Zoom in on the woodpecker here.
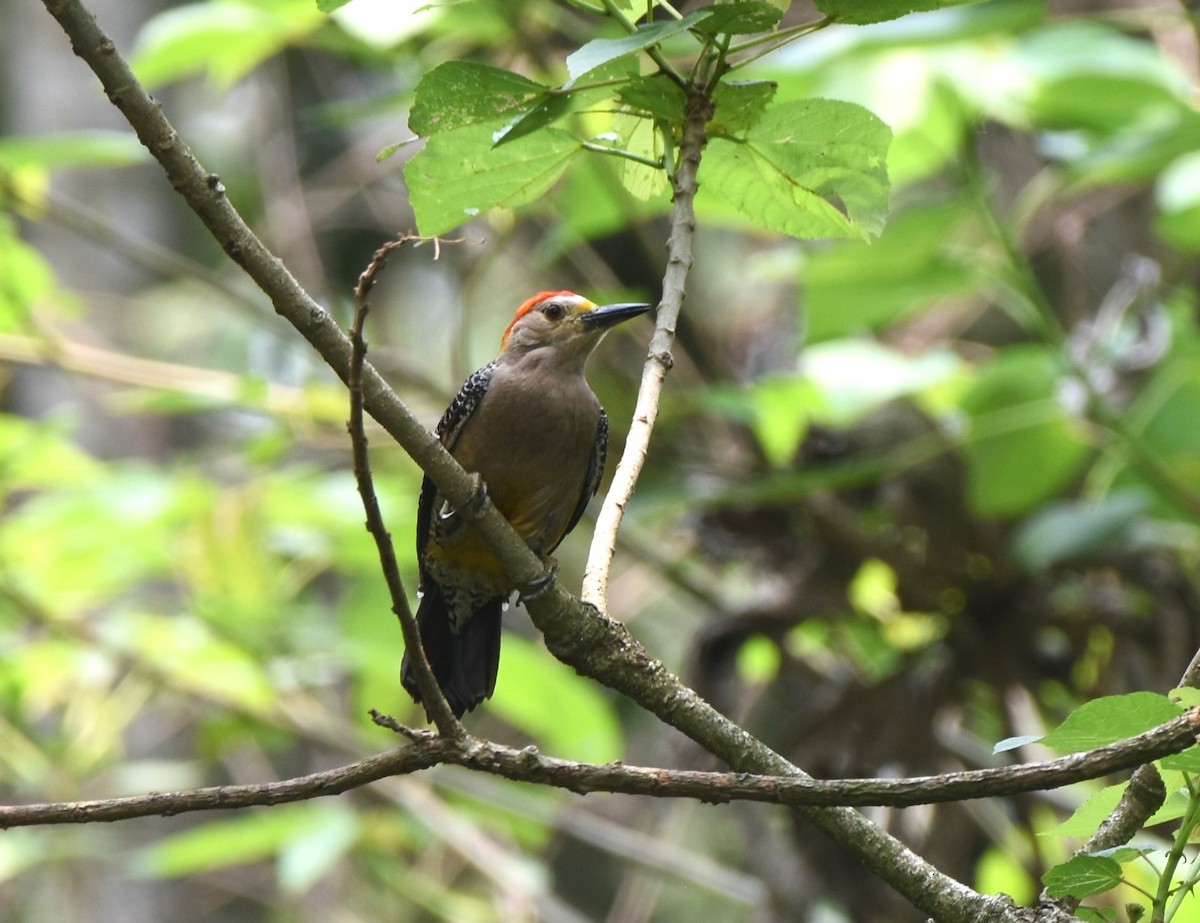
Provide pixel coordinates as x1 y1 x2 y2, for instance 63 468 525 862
401 291 650 718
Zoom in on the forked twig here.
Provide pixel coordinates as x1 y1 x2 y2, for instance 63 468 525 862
348 233 463 737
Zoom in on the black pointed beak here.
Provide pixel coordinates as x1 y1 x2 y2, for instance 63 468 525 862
581 301 652 330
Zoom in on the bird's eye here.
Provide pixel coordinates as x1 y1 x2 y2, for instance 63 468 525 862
543 303 565 320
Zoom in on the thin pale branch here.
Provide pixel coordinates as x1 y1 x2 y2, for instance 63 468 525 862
582 89 709 609
4 708 1195 829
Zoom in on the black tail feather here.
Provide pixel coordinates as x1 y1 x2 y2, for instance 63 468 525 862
400 584 503 719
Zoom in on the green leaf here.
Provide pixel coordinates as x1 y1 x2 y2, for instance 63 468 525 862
815 0 983 25
694 1 783 34
278 808 360 895
108 612 277 713
1041 692 1183 754
1042 855 1122 899
1075 909 1118 923
1012 491 1149 572
618 75 687 123
1041 783 1125 837
409 61 547 136
993 734 1043 754
704 99 891 240
404 124 580 236
1155 151 1200 251
130 0 324 88
1120 355 1200 513
566 12 710 83
490 635 623 763
737 635 781 682
1017 23 1189 133
711 80 778 135
804 200 982 341
0 225 57 332
492 93 575 147
958 346 1090 517
0 132 147 170
803 340 964 424
0 416 103 492
315 0 350 10
610 113 669 199
138 804 353 878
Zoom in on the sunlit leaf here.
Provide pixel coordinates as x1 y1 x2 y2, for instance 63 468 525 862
108 612 277 713
1040 692 1183 754
138 804 354 878
490 634 623 763
704 99 891 240
409 61 547 136
959 347 1090 517
710 80 777 135
1040 783 1125 838
695 1 783 34
130 0 324 87
610 112 668 200
618 75 687 123
1042 855 1122 899
566 12 710 83
804 200 983 341
815 0 984 25
405 124 579 236
0 132 147 170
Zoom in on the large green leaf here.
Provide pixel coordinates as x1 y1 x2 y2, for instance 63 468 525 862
1042 856 1122 900
710 80 777 135
130 0 324 87
1041 692 1183 754
490 635 623 763
694 1 783 34
404 124 580 236
138 803 357 879
1011 491 1148 572
815 0 983 25
959 347 1091 517
0 132 147 170
408 61 547 136
618 74 687 123
703 99 891 240
804 200 982 341
566 12 709 83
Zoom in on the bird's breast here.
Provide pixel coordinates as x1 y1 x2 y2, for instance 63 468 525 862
450 371 601 553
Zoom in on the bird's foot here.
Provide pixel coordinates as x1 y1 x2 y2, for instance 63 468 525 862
465 472 489 510
517 559 558 605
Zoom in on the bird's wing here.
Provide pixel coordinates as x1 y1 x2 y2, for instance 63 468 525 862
557 407 607 550
416 362 497 566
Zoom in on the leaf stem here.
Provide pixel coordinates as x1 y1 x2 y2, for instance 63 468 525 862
726 17 833 69
581 139 668 169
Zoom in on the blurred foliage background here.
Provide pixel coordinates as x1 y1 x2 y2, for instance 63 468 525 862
3 0 1200 921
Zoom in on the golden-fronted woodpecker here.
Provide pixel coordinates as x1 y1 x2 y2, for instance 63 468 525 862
401 291 650 717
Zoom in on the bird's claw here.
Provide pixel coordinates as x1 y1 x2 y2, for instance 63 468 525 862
465 473 489 511
517 560 558 605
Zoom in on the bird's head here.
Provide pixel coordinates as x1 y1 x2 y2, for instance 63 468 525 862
499 291 650 370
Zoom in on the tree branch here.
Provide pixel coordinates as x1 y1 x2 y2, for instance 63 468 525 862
582 89 709 609
348 236 463 737
4 709 1194 830
31 4 1090 921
